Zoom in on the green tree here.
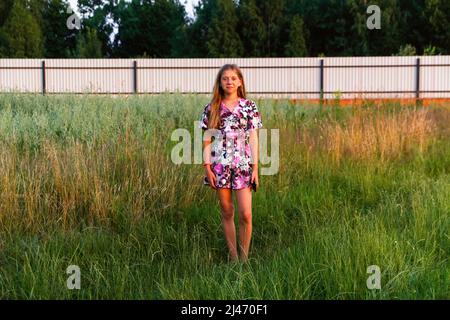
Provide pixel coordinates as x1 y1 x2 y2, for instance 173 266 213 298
423 44 441 55
287 0 331 56
396 44 417 56
426 0 450 54
0 0 43 57
346 0 369 56
71 27 103 58
0 0 14 26
362 0 403 55
255 0 285 56
42 0 78 58
237 0 266 57
397 0 428 55
148 0 187 57
206 0 243 57
112 0 187 58
284 15 308 57
78 0 117 57
186 0 216 57
1 0 448 59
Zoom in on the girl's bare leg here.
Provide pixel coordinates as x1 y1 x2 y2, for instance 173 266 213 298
235 187 252 262
217 188 238 262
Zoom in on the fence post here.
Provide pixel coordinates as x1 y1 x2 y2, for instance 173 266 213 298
319 59 324 105
133 60 137 94
415 58 421 106
42 60 46 95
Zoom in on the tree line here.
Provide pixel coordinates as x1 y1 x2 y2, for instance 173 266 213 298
0 0 449 58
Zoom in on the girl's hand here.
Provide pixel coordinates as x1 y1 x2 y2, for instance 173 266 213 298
205 167 217 190
251 168 259 190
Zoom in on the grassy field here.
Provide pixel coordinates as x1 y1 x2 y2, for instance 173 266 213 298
0 93 448 299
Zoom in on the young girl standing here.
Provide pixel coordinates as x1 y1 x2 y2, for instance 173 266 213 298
199 64 263 263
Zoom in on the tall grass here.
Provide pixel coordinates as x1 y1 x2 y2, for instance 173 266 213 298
0 93 448 299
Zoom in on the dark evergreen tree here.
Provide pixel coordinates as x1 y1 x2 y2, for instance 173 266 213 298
70 26 103 58
284 14 308 57
206 0 243 57
0 0 448 58
426 0 450 54
255 0 285 56
42 0 78 58
0 0 44 57
112 0 186 58
237 0 266 57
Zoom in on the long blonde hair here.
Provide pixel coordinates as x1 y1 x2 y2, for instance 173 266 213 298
208 64 247 129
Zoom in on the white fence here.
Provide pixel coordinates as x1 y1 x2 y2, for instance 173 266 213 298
0 57 449 100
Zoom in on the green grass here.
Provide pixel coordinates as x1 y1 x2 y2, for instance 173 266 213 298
0 93 448 299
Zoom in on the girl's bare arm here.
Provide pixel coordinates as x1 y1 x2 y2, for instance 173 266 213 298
203 138 212 165
249 130 259 168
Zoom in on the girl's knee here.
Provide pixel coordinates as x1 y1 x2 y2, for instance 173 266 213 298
239 210 252 224
220 203 234 220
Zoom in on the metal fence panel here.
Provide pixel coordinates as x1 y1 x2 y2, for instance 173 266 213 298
0 57 449 100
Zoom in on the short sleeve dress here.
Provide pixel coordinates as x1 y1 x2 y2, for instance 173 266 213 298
199 98 263 190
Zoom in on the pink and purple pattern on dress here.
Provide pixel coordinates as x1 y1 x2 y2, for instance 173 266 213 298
199 98 263 190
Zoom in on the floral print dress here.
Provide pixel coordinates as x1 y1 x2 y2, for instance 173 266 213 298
199 98 263 190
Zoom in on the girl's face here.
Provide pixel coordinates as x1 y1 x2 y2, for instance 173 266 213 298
220 69 242 96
